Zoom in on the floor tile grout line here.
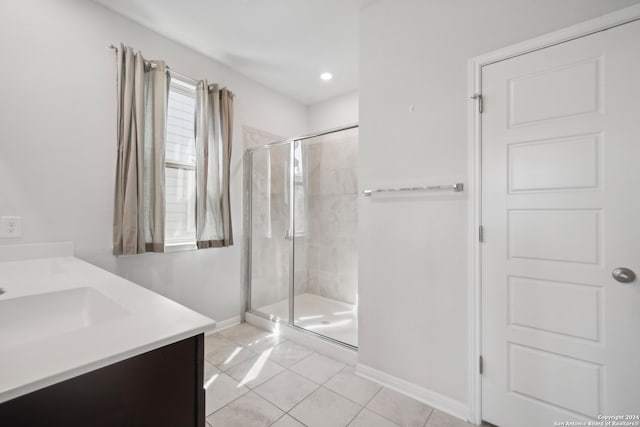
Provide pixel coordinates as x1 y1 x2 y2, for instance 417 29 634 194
223 352 287 389
344 403 365 426
247 390 288 421
285 412 309 427
230 337 261 352
207 388 289 424
363 385 383 407
227 371 275 391
204 345 259 370
251 364 322 413
318 359 349 385
286 347 318 368
204 381 251 419
346 405 366 427
269 413 288 426
322 365 383 406
360 387 407 427
276 380 321 415
422 406 435 427
269 412 307 427
254 338 315 369
367 408 407 427
316 383 372 409
288 369 343 387
284 385 363 427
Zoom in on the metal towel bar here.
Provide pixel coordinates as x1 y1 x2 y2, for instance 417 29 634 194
363 183 463 197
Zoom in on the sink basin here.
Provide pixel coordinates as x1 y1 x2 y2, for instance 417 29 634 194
0 287 130 348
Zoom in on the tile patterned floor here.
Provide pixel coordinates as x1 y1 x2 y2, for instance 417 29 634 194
203 323 476 427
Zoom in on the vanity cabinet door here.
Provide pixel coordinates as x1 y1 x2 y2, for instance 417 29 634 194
0 334 205 427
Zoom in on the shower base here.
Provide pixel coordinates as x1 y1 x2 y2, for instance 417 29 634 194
255 293 357 347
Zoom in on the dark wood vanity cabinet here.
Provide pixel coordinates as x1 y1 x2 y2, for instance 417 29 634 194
0 334 205 427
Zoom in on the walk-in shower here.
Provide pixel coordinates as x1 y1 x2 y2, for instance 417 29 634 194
245 124 358 349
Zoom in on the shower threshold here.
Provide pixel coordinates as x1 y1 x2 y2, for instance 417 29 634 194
254 293 358 348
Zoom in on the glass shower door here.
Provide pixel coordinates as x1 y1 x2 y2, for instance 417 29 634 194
292 128 359 347
248 144 291 322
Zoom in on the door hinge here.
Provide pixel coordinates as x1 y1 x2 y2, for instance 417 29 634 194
479 356 484 375
471 93 483 113
479 225 484 243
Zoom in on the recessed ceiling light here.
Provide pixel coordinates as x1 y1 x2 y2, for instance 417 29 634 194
320 72 333 81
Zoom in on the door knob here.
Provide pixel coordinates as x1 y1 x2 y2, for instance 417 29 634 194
612 267 636 283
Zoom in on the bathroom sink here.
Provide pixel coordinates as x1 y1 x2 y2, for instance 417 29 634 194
0 287 130 347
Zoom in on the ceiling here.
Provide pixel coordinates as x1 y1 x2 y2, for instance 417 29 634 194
93 0 369 105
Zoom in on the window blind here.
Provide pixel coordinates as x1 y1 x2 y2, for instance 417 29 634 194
165 78 197 244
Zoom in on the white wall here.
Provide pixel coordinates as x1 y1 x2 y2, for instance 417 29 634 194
358 0 640 411
307 91 359 133
0 0 308 323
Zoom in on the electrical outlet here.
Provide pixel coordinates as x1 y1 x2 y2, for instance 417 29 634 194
0 216 22 238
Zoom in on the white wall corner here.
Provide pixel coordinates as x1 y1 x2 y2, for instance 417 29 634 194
355 363 470 424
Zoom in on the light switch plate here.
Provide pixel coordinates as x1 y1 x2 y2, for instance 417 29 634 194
0 216 22 238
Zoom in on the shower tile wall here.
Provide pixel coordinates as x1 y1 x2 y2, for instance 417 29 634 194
304 131 358 305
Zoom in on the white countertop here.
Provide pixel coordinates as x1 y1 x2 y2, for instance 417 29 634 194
0 242 216 403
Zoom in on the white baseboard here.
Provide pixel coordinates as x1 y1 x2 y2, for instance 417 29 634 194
356 363 471 424
245 312 357 365
207 315 242 335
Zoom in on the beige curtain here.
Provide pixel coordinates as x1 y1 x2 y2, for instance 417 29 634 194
113 44 170 255
195 81 234 248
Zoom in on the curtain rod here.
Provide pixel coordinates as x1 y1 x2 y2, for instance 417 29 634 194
109 44 157 69
109 44 219 86
108 44 199 86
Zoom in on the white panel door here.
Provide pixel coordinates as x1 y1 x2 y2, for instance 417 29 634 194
481 19 640 427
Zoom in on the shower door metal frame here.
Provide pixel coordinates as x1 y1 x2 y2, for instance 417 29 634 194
244 123 359 350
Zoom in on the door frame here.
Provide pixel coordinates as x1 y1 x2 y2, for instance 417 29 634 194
466 4 640 424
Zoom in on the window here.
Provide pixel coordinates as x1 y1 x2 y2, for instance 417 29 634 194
165 75 197 246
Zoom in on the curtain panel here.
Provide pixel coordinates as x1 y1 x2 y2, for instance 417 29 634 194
195 81 235 248
113 44 170 255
